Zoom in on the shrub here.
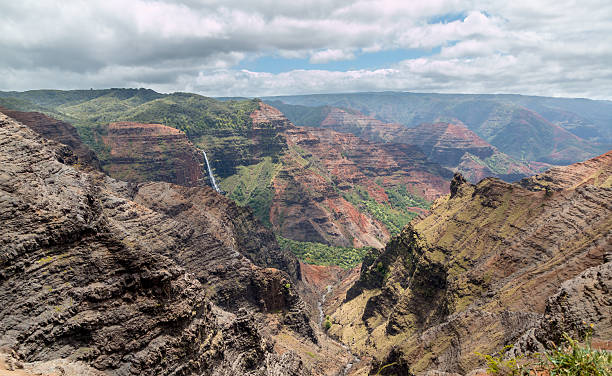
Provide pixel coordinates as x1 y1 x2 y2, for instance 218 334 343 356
475 346 529 376
544 331 611 376
324 319 332 331
476 328 612 376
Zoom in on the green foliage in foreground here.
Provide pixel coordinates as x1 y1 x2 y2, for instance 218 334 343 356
276 236 371 269
543 332 611 376
477 330 611 376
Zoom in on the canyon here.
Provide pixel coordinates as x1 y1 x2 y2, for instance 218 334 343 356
0 90 610 376
325 152 611 375
0 110 356 376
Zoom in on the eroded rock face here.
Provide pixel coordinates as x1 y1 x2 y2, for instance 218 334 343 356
0 113 317 375
317 107 546 183
102 121 208 186
329 152 612 375
270 126 452 248
510 261 612 356
519 150 612 191
0 107 101 171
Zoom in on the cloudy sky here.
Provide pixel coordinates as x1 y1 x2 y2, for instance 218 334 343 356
1 0 611 99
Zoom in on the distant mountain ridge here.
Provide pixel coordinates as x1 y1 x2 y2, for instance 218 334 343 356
269 103 549 182
265 92 611 164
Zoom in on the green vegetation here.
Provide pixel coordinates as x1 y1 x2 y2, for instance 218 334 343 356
343 185 424 236
384 185 430 211
324 318 332 331
477 329 611 376
543 332 611 376
476 346 527 376
0 88 259 156
220 157 281 227
276 236 370 269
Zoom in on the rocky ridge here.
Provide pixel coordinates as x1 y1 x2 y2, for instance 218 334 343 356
0 111 354 375
317 107 547 183
519 150 612 191
326 152 611 375
0 107 101 171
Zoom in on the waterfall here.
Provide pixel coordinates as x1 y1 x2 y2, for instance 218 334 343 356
202 150 221 193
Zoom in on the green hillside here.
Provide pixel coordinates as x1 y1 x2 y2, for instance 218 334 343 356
0 88 260 153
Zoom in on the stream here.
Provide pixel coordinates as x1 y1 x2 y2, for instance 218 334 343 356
317 285 361 376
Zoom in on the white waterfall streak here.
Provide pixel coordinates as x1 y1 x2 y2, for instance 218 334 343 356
202 150 221 193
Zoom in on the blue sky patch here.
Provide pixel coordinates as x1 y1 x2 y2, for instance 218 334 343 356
238 47 442 73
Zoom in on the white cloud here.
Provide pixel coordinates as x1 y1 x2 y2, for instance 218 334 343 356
309 49 356 64
0 0 611 99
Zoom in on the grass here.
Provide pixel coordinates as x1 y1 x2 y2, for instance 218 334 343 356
220 157 281 227
276 235 370 269
0 88 260 157
343 185 424 236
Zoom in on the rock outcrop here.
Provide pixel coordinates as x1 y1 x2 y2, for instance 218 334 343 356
328 151 612 375
0 107 101 171
0 112 352 375
101 121 208 186
519 150 612 191
510 261 611 356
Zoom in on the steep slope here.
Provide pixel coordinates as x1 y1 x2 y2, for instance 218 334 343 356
327 152 612 375
266 92 608 164
519 150 612 191
220 102 452 249
101 121 208 187
0 107 101 171
275 104 546 183
0 112 354 375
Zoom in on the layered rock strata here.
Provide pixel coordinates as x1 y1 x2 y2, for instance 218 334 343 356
0 112 343 375
102 121 207 186
0 107 101 171
328 152 612 375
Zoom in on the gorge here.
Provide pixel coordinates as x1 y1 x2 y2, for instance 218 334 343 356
0 90 610 376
